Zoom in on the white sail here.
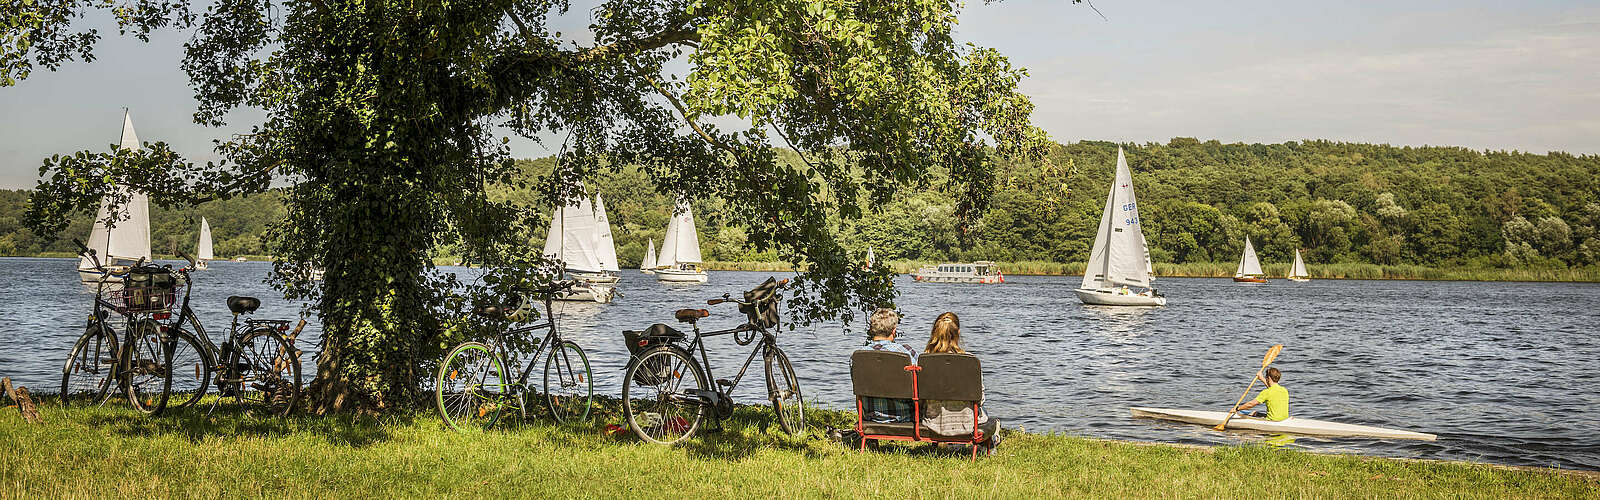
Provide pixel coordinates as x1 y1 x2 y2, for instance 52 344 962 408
657 205 680 267
543 196 604 273
866 246 875 267
642 240 658 269
1081 148 1151 289
541 203 565 260
665 200 703 264
197 217 214 260
592 194 621 272
1290 249 1308 278
80 110 152 271
1236 236 1264 277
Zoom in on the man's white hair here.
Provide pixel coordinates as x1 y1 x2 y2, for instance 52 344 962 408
867 308 900 339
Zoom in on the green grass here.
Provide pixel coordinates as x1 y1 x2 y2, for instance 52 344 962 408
2 398 1594 498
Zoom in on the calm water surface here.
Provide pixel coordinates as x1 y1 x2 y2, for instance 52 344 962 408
1 257 1596 471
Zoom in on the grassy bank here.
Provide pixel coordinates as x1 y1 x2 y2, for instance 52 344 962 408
1 398 1594 498
700 260 1600 282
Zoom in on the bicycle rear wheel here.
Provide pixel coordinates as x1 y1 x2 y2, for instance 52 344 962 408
765 345 806 435
436 342 508 431
622 347 706 445
123 320 172 415
236 328 301 415
542 341 593 423
165 329 212 409
61 322 117 405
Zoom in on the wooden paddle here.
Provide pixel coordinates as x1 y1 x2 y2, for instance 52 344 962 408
1214 344 1283 431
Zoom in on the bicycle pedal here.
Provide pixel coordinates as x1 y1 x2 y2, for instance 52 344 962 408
716 379 734 387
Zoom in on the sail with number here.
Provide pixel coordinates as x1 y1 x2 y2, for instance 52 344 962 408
80 110 152 275
1081 147 1152 290
197 217 214 261
1235 236 1264 277
592 194 620 273
642 240 658 270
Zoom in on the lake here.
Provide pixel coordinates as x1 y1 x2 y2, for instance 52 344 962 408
1 257 1595 471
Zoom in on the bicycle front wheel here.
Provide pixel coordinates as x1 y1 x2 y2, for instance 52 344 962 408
623 347 706 445
123 320 172 415
436 342 508 432
165 329 212 409
765 345 806 435
542 341 593 423
61 322 117 405
236 328 301 416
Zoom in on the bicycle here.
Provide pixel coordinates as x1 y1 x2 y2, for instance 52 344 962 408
60 239 194 415
435 280 595 431
167 289 306 416
620 277 804 445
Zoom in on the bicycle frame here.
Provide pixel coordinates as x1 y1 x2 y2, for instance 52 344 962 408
683 321 775 404
470 296 584 412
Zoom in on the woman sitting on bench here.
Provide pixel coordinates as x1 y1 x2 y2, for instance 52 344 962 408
922 312 999 453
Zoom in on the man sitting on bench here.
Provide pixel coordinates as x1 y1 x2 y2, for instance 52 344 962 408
854 308 916 423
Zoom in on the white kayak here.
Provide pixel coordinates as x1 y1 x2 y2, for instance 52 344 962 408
1130 407 1437 441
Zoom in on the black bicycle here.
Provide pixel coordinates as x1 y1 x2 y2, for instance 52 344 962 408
621 277 804 444
167 292 305 416
435 281 594 431
61 239 198 415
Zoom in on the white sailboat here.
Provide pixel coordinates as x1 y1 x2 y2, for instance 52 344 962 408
543 193 617 303
640 240 658 274
655 200 708 283
865 246 876 269
1233 236 1267 283
195 217 214 270
1287 249 1310 282
78 110 153 284
1075 147 1165 306
584 194 622 284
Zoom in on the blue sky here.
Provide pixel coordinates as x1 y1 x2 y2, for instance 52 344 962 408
1 0 1596 188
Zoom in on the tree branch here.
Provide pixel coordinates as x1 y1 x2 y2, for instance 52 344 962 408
631 63 734 154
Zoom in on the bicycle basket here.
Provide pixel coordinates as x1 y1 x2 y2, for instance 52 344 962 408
119 266 178 313
740 277 781 329
623 324 683 386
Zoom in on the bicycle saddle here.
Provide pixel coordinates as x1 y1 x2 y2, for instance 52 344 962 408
227 296 261 314
675 308 709 323
473 304 505 320
643 323 685 340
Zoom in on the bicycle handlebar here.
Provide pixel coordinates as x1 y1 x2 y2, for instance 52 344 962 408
73 238 104 271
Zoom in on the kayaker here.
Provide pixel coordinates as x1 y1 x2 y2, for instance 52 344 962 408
853 308 916 423
1231 367 1288 421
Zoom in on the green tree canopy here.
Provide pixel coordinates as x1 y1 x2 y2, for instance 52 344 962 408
5 0 1050 410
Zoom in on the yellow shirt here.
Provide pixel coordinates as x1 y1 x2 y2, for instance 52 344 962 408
1252 384 1289 421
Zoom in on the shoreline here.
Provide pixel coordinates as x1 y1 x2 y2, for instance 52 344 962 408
7 255 1597 283
698 260 1600 283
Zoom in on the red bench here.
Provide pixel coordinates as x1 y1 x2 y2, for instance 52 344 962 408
850 351 998 460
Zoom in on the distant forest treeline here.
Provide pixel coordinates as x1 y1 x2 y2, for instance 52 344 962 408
4 139 1598 273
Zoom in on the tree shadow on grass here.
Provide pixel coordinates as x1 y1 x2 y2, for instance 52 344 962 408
84 399 405 448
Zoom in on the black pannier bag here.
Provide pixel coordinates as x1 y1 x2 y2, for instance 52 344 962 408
623 324 684 386
740 277 781 329
122 266 177 312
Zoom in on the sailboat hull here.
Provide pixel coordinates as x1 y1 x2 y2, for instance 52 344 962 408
1074 288 1166 306
656 268 708 283
1232 276 1267 283
1287 277 1310 282
555 283 615 303
78 268 123 285
639 269 655 275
